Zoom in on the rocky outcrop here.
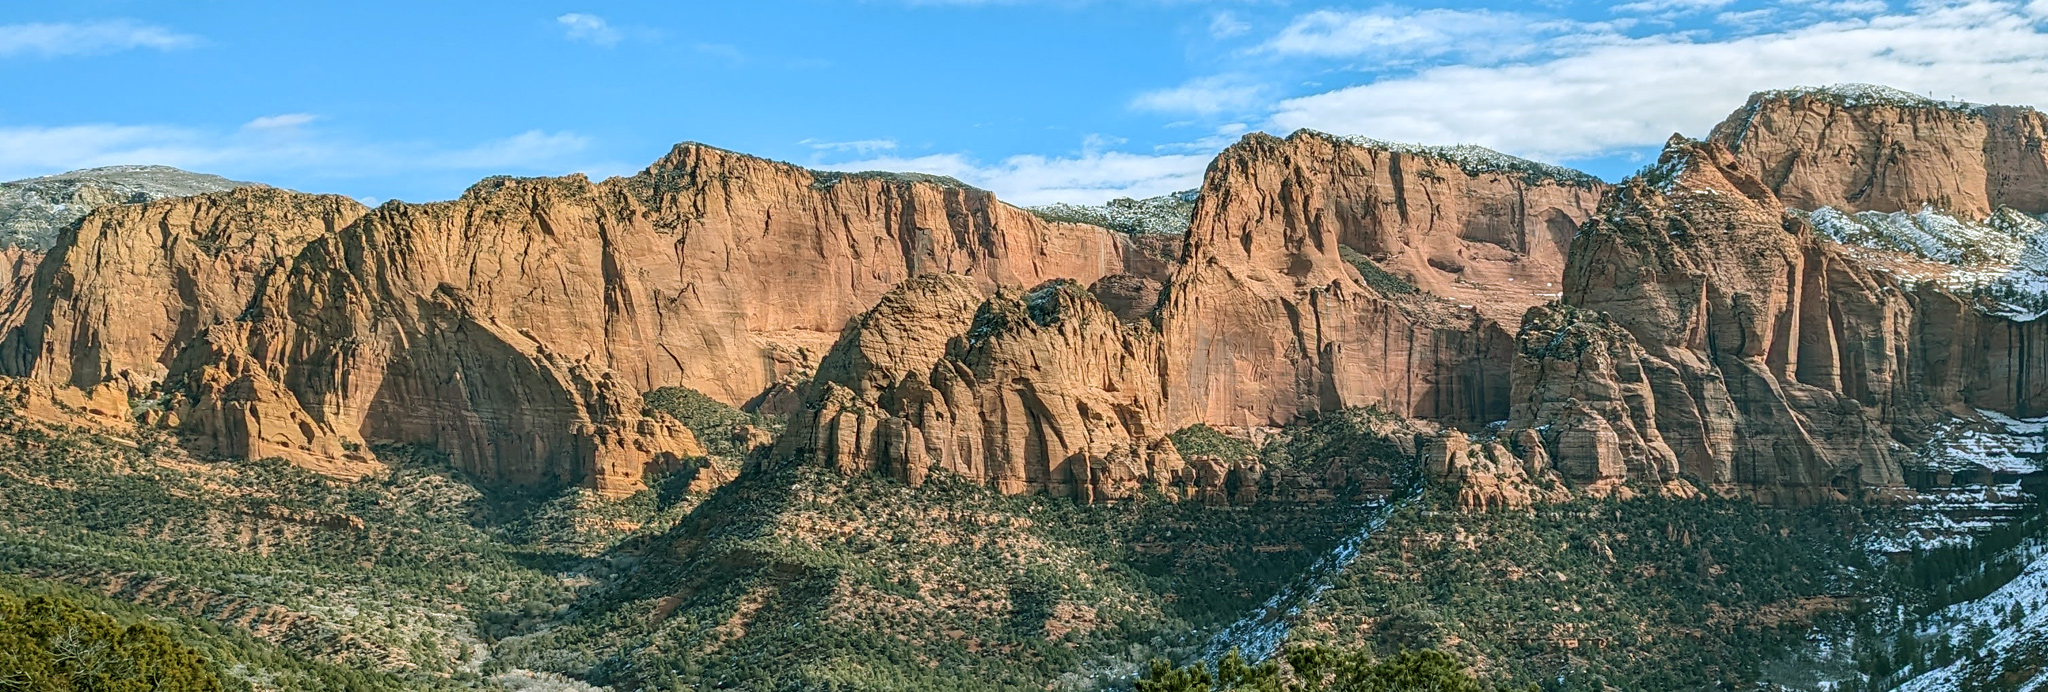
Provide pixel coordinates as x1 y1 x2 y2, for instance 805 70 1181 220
0 247 39 339
1708 85 2048 218
1153 132 1601 431
1503 137 1932 503
784 275 1185 502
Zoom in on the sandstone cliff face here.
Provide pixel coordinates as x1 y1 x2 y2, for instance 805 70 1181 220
1503 137 1944 503
1154 132 1602 431
2 187 366 394
786 132 1617 500
784 275 1186 502
5 144 1146 496
1709 85 2048 218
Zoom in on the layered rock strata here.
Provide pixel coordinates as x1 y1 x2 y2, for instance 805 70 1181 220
785 275 1184 502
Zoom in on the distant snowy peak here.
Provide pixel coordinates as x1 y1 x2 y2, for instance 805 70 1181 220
1796 205 2048 320
0 165 256 250
1027 189 1198 236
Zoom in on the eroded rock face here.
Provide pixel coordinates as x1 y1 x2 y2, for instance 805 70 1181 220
2 187 367 394
784 275 1186 502
1502 138 1936 503
4 145 1145 496
1154 132 1600 431
1709 86 2048 218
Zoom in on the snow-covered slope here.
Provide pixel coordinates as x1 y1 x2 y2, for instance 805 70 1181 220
1028 189 1198 236
0 165 253 250
1796 205 2048 320
1896 543 2048 692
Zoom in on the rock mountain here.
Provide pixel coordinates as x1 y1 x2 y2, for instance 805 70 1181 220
0 165 253 250
5 84 2045 507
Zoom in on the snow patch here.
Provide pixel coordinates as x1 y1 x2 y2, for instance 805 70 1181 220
1796 205 2048 320
1896 544 2048 692
1028 189 1196 236
1757 84 1981 113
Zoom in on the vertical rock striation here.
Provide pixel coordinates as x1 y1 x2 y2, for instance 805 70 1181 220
1 145 1148 496
1154 132 1604 431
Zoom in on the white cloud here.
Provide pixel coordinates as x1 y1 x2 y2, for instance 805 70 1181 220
802 138 899 154
556 13 621 46
0 121 600 185
1787 0 1890 14
1262 8 1556 61
0 20 196 58
242 113 318 131
426 130 593 169
1132 75 1267 115
1612 0 1736 15
815 142 1214 206
1209 12 1251 39
1267 0 2048 162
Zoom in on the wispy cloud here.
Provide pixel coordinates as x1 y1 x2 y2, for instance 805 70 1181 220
1611 0 1735 16
0 120 605 189
556 13 621 46
1132 75 1267 116
0 20 196 58
242 113 318 131
1266 0 2048 162
814 137 1214 206
1208 12 1251 39
802 138 898 154
1256 8 1629 69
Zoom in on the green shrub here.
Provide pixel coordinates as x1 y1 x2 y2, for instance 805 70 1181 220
0 590 223 692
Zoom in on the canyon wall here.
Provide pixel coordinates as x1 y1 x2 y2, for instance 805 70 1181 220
1154 132 1604 431
20 87 2046 505
0 144 1149 495
1708 86 2048 218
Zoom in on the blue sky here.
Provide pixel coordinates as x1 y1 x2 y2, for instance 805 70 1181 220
8 0 2048 205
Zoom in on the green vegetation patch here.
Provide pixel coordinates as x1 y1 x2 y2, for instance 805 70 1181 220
1291 493 1880 691
0 586 224 692
498 466 1388 691
1337 247 1420 298
643 385 782 459
1169 424 1257 462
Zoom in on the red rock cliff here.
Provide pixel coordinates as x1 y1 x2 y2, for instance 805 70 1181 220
1154 132 1604 431
2 144 1148 496
1708 85 2048 218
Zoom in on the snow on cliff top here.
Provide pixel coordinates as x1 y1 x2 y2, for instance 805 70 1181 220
1755 83 1982 112
1028 189 1198 236
1796 205 2048 320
